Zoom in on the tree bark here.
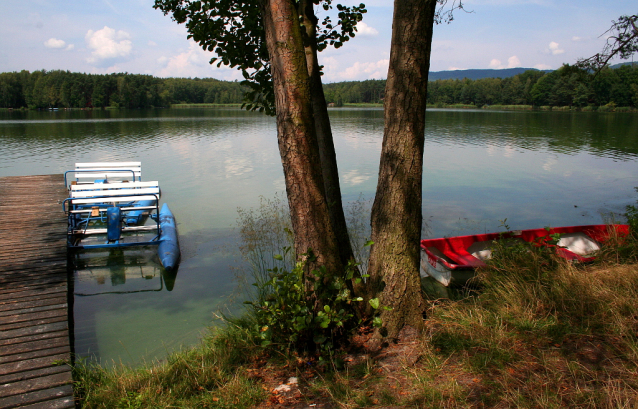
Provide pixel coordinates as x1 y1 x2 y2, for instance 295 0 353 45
366 0 438 339
259 0 343 277
299 0 356 267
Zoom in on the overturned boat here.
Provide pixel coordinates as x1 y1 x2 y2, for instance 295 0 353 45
420 224 629 287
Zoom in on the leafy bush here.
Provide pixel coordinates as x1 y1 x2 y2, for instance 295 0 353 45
245 250 368 359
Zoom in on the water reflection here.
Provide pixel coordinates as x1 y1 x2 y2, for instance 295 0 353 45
72 249 179 295
1 107 637 366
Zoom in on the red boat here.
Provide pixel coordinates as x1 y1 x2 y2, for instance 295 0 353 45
420 224 629 286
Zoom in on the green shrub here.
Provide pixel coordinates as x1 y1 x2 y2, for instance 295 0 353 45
245 251 367 359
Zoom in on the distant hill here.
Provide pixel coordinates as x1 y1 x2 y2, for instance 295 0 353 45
610 62 638 69
428 68 543 81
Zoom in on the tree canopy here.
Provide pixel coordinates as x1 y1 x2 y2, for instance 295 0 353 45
153 0 365 115
577 14 638 74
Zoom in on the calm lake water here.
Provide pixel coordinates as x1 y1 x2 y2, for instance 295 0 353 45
1 108 637 366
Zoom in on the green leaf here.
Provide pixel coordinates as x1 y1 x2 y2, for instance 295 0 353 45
364 239 374 247
372 316 383 328
324 305 331 313
274 254 283 261
369 298 380 310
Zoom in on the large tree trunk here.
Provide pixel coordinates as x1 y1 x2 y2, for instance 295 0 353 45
299 0 355 267
259 0 343 277
366 0 438 339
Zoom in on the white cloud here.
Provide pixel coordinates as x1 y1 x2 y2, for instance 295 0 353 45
489 59 503 69
342 169 370 186
488 56 520 69
548 41 564 55
337 59 389 80
156 41 242 80
44 38 66 49
507 55 521 67
571 36 582 42
85 26 132 63
534 63 552 70
447 66 467 71
355 22 378 36
148 40 157 46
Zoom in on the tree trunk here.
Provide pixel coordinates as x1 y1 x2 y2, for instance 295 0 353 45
259 0 343 277
366 0 438 339
299 0 356 267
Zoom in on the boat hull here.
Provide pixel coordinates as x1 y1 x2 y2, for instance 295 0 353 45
158 203 180 271
420 224 629 287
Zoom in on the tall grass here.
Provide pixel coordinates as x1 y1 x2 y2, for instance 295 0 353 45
73 320 265 408
419 233 638 407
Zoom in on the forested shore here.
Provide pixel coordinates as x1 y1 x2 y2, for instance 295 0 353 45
1 64 637 110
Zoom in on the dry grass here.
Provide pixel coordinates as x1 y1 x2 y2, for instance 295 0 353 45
74 219 638 408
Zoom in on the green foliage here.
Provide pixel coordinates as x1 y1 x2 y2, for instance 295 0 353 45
245 252 365 358
626 188 638 238
153 0 367 115
424 64 638 109
0 70 246 109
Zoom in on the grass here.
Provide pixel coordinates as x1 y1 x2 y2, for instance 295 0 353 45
73 215 638 407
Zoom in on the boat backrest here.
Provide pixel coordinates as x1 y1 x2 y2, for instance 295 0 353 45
70 181 159 196
69 181 160 205
73 162 142 183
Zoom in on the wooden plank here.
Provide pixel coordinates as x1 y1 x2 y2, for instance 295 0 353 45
0 297 67 314
0 346 71 366
0 301 66 318
0 308 68 326
16 395 75 409
0 322 68 342
0 353 70 376
0 175 74 406
0 337 70 361
0 286 66 301
0 316 68 333
0 364 70 384
0 384 73 408
0 330 68 348
0 371 72 397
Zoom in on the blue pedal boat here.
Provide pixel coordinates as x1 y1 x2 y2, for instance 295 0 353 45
63 163 180 271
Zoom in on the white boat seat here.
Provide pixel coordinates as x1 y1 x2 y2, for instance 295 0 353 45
70 181 160 199
73 162 142 183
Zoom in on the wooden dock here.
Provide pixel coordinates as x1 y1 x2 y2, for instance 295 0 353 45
0 175 74 409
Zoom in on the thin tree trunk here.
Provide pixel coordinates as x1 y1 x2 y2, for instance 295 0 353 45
259 0 343 277
366 0 438 339
299 0 356 267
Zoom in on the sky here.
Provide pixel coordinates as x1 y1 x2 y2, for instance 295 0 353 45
0 0 635 83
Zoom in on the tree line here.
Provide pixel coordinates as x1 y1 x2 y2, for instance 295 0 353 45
0 70 245 109
2 64 637 110
323 64 638 108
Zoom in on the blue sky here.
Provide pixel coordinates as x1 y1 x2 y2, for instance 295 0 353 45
0 0 635 82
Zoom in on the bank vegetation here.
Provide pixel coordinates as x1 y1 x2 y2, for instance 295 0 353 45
73 200 638 408
2 64 637 112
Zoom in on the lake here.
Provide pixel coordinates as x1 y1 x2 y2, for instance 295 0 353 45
1 107 637 366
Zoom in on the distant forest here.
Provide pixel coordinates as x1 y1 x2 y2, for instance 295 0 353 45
1 64 637 110
0 70 244 109
324 64 638 108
